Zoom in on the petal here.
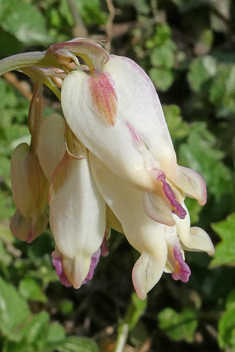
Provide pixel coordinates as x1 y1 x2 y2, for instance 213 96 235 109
10 209 48 242
184 227 215 255
132 251 167 300
52 247 101 288
87 72 117 126
49 147 106 289
37 113 66 181
173 204 214 255
168 165 207 206
11 143 48 220
106 206 124 234
89 153 168 299
142 191 175 226
164 226 191 282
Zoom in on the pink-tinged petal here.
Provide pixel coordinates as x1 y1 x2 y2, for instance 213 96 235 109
82 249 101 284
171 245 191 282
52 255 72 287
87 72 118 126
164 227 191 282
52 248 101 288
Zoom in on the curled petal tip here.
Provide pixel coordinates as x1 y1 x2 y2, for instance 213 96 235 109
132 251 166 300
171 246 191 283
190 227 215 255
52 255 72 288
171 166 207 206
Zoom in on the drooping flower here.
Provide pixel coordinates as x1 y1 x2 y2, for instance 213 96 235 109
61 55 206 226
89 152 214 299
37 113 106 288
10 83 49 243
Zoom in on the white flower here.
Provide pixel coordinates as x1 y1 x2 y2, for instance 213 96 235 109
37 114 106 288
89 153 214 299
61 55 206 226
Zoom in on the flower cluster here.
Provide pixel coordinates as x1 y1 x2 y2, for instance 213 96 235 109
0 38 214 299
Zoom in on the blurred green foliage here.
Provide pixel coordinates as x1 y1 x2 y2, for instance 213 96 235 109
0 0 235 351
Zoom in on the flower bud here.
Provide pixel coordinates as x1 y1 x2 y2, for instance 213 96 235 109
10 143 48 242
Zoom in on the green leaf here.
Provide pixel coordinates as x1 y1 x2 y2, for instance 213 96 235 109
20 311 50 345
184 197 202 225
0 277 30 341
19 278 47 303
149 68 174 92
129 321 148 347
150 45 175 69
163 104 189 140
53 337 98 352
179 122 232 199
146 23 172 49
0 0 51 45
131 0 150 14
59 299 74 314
188 56 217 92
59 0 106 27
0 192 15 220
218 305 235 348
46 323 66 343
194 29 213 55
226 289 235 310
210 213 235 267
210 65 235 116
0 27 23 56
158 308 198 343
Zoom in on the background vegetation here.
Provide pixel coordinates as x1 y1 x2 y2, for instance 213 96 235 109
0 0 235 351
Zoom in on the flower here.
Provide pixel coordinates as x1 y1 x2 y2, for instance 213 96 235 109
89 153 214 299
10 84 49 243
61 55 206 227
37 113 106 288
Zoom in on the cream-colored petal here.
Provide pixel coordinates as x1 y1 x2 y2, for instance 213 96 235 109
173 204 214 255
183 227 215 255
50 148 106 288
38 113 66 181
10 209 48 243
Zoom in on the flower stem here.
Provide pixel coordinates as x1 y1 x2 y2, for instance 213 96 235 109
0 52 45 76
114 323 129 352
